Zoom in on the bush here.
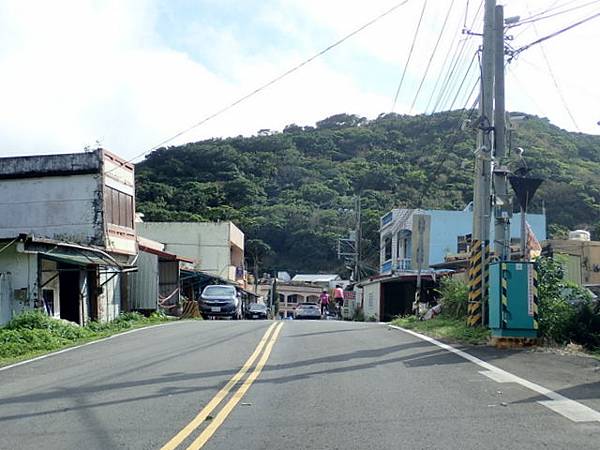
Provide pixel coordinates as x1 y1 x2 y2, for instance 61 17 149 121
536 256 597 348
437 277 469 319
0 310 168 363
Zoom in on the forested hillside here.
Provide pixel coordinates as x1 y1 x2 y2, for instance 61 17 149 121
135 111 600 274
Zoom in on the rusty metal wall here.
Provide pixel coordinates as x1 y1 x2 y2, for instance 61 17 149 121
159 260 180 302
129 250 159 310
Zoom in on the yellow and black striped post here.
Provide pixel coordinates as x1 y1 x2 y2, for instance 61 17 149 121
501 263 508 328
532 267 539 330
467 240 490 327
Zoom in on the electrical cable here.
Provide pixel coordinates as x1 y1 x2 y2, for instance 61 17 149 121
416 76 480 209
530 21 581 131
428 0 483 114
391 0 428 112
107 0 414 171
409 0 455 113
509 0 600 28
510 9 600 60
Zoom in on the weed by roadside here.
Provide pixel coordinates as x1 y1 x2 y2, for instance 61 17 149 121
391 315 490 345
0 310 169 366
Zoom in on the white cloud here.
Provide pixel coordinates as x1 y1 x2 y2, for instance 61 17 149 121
0 0 597 162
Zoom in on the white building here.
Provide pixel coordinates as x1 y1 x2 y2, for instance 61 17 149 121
0 149 136 325
137 222 245 285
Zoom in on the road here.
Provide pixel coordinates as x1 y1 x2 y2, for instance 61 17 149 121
1 320 599 449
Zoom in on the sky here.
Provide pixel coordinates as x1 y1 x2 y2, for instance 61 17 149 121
0 0 598 161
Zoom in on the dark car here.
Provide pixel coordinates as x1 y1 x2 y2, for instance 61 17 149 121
245 303 268 320
199 285 242 319
294 303 322 320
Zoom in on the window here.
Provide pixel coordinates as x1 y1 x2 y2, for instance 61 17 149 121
105 186 134 228
384 237 392 261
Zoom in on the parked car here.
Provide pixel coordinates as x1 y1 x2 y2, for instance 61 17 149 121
245 303 268 320
199 285 241 319
294 303 322 320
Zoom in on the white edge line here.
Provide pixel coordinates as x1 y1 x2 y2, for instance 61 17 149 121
0 320 181 373
387 324 600 421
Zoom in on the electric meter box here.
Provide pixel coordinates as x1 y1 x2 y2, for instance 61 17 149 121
488 261 538 338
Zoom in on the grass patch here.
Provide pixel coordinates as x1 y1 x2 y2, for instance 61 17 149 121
391 315 490 345
0 311 170 367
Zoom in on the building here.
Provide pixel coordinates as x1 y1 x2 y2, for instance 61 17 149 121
137 222 246 285
379 206 546 274
0 149 137 325
0 148 137 257
543 235 600 288
357 273 441 322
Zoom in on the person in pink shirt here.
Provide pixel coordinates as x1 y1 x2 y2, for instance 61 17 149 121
319 290 330 316
333 285 344 318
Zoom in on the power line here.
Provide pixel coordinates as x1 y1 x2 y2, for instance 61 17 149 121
428 0 483 113
409 0 455 113
509 0 600 29
424 0 480 113
531 21 581 131
510 9 600 60
391 0 428 112
109 0 414 171
416 75 480 209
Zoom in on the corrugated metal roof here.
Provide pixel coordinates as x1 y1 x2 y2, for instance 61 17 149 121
291 274 341 282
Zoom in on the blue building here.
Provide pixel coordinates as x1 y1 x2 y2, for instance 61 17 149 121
379 205 546 274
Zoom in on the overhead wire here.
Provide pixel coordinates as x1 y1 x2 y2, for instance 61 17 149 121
391 0 428 112
510 9 600 60
409 0 455 113
508 0 600 28
107 0 414 171
430 1 483 113
530 19 581 131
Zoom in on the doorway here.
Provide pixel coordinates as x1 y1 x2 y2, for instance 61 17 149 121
58 264 81 324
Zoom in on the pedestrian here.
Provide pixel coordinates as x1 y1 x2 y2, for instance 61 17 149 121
319 289 330 316
333 284 344 318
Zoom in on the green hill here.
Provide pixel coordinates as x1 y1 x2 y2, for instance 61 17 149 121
135 111 600 275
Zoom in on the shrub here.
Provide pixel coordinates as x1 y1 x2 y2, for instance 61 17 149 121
437 277 469 319
536 256 596 347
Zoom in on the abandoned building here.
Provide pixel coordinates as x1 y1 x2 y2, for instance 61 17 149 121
0 148 137 325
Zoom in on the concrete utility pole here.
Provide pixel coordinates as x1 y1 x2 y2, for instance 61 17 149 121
493 4 511 261
354 195 361 282
468 0 495 327
414 215 426 316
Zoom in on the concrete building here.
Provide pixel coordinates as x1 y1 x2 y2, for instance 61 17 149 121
0 148 137 257
137 222 246 285
379 206 546 274
0 236 129 325
0 149 137 325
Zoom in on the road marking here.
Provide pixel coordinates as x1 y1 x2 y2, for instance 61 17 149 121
0 321 180 373
161 322 278 450
388 324 600 423
185 322 284 450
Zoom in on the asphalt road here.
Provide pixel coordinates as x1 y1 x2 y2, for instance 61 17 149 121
1 320 599 450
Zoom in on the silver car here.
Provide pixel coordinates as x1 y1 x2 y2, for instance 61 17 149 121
294 303 322 320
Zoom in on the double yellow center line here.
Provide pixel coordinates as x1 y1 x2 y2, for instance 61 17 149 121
161 322 283 450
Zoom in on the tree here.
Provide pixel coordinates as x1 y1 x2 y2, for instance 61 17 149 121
245 239 273 292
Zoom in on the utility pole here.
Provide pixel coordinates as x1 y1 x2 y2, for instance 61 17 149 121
468 0 495 328
493 4 511 261
354 195 361 282
414 215 426 316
